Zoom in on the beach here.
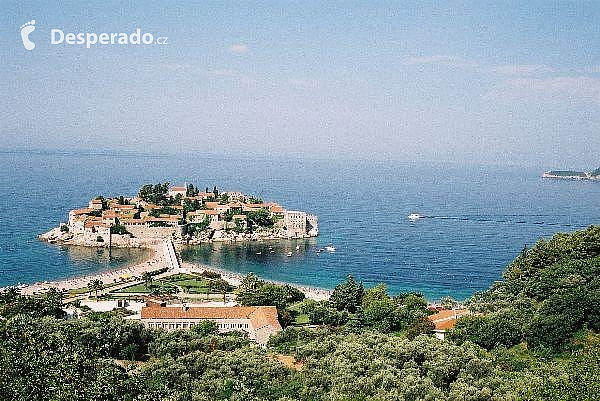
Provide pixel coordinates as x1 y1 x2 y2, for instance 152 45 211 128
19 241 165 296
180 261 332 301
17 240 332 301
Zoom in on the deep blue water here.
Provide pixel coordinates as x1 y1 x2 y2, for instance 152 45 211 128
1 150 598 300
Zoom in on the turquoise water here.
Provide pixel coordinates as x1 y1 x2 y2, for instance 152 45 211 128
1 150 598 299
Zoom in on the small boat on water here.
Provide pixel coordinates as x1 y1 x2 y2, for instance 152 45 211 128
325 245 336 253
287 251 293 257
296 245 300 250
408 213 421 220
256 251 262 255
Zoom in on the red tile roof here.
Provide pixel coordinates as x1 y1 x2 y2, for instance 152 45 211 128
141 305 281 331
71 208 93 215
428 309 471 331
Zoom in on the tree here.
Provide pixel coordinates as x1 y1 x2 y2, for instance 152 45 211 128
138 182 170 205
88 279 104 297
239 273 262 292
361 284 402 332
142 272 153 289
186 183 199 197
210 279 233 303
246 208 274 229
330 275 364 313
405 316 435 339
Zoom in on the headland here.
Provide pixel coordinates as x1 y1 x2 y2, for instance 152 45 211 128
542 166 600 180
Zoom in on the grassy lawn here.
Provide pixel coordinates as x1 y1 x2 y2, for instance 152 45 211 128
112 274 211 294
67 281 123 295
162 273 198 282
294 313 310 325
114 282 177 294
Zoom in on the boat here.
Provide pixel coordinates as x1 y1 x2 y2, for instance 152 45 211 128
287 251 293 257
296 245 300 250
256 251 262 255
408 213 421 220
325 245 336 253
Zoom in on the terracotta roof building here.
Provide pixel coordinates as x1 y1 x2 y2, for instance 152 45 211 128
428 309 471 340
140 304 282 345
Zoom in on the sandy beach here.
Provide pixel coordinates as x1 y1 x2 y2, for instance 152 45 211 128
19 241 165 296
180 261 332 301
18 240 331 301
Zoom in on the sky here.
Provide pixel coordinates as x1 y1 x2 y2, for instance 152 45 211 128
2 1 600 168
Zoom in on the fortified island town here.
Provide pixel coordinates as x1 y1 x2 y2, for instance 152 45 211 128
16 182 468 347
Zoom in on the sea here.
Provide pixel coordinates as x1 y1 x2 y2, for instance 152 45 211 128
1 150 598 300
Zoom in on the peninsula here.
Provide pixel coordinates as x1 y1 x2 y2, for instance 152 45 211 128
542 166 600 180
41 183 318 247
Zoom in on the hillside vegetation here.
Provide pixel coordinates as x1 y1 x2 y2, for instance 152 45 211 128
1 227 599 400
453 226 600 352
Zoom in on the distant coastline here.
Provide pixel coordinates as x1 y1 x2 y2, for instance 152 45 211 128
542 166 600 181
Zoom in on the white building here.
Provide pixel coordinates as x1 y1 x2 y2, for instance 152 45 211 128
140 304 282 345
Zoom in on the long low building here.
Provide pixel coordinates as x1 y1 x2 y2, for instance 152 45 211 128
140 304 282 345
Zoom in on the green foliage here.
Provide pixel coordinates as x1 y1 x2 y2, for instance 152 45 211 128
405 316 435 340
110 222 130 235
186 183 200 197
238 281 300 311
209 278 233 302
116 195 129 205
218 193 229 204
96 235 104 242
88 279 104 297
301 300 349 326
525 289 588 352
138 182 170 205
183 198 202 213
246 208 274 230
141 271 153 289
148 205 180 216
330 275 364 313
2 270 600 400
0 311 156 401
459 226 600 353
237 274 305 327
60 224 69 232
187 216 211 234
361 284 403 332
0 288 65 319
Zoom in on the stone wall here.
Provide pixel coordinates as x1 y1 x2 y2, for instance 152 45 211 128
127 225 180 240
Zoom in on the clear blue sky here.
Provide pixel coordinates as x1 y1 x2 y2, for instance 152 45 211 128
2 1 600 167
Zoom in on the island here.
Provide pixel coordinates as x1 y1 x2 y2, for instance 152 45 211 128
26 182 322 301
542 166 600 180
40 182 318 248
